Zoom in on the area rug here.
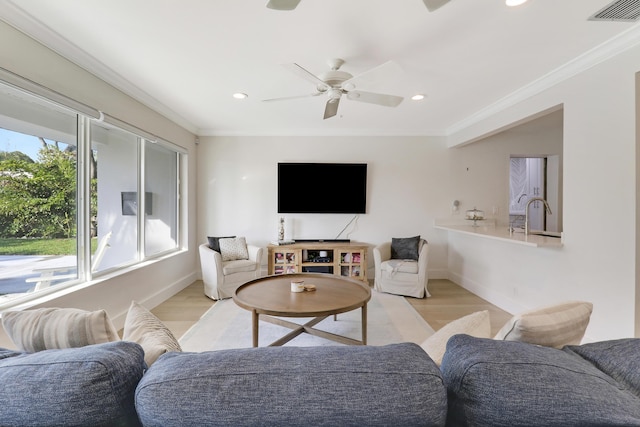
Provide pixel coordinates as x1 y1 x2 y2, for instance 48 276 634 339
179 290 435 351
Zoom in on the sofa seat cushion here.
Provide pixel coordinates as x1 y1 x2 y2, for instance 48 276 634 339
441 334 640 426
565 338 640 398
0 341 145 427
381 259 419 275
222 258 258 275
136 343 447 427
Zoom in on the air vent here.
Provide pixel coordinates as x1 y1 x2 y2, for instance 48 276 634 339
589 0 640 22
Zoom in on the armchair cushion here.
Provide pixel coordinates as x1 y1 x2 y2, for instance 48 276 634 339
219 237 249 261
207 235 235 252
2 307 119 352
391 235 421 260
381 259 419 274
222 259 260 275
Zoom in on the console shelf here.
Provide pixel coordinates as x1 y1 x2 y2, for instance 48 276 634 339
268 242 368 282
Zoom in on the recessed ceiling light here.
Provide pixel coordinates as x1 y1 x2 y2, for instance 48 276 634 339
233 92 248 99
506 0 527 6
411 94 425 101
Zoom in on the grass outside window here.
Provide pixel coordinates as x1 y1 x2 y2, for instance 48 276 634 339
0 238 97 255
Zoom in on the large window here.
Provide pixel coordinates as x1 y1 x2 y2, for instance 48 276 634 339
0 77 183 306
144 141 179 257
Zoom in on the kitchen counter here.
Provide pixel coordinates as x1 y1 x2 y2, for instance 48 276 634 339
434 220 563 248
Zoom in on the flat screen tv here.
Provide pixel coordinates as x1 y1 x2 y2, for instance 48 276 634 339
278 163 367 214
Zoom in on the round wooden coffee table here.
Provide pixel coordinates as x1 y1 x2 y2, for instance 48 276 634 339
233 273 371 347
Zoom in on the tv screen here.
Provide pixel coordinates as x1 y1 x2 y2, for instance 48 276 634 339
278 163 367 214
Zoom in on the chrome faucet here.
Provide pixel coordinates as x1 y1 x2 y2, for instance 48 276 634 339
525 197 552 235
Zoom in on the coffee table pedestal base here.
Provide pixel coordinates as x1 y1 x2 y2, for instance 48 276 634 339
252 305 367 347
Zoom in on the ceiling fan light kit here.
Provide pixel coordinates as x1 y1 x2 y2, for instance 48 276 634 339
266 0 301 11
505 0 528 6
264 58 405 120
262 2 463 119
267 0 451 12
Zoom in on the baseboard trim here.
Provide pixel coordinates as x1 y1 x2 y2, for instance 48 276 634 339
447 271 523 315
111 271 198 328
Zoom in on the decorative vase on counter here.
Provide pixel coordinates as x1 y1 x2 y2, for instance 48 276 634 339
278 217 285 241
465 207 484 227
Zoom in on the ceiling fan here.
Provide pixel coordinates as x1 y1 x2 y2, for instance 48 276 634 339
266 0 451 12
263 58 404 120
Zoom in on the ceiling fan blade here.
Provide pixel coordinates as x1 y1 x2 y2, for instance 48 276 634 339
422 0 450 12
262 92 322 102
283 63 330 91
341 61 403 91
266 0 301 10
323 98 340 120
346 91 403 107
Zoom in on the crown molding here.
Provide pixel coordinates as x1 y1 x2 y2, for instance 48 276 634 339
446 22 640 138
196 127 448 137
0 1 198 135
3 1 639 140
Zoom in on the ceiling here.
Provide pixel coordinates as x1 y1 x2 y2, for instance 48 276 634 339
2 0 639 137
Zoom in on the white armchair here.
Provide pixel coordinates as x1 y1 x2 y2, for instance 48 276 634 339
373 239 429 298
199 242 263 300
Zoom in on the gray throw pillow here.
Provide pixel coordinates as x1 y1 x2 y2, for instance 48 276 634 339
207 235 235 252
391 236 421 260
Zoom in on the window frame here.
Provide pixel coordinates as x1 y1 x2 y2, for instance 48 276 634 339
0 69 185 309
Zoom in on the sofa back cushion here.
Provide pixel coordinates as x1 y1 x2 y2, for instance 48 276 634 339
565 338 640 399
441 334 640 426
0 341 145 427
136 343 446 427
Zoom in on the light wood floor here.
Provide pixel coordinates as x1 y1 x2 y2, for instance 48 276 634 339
151 278 512 339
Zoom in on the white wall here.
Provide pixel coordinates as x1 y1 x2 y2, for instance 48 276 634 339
196 136 453 278
196 118 562 287
0 22 198 348
197 44 640 342
445 42 640 342
2 18 638 347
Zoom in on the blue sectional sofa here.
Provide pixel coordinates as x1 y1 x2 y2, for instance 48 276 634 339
1 337 640 426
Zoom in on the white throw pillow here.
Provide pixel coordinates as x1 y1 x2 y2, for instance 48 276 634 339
494 301 593 348
2 307 119 352
219 237 249 261
420 310 491 366
123 301 182 367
